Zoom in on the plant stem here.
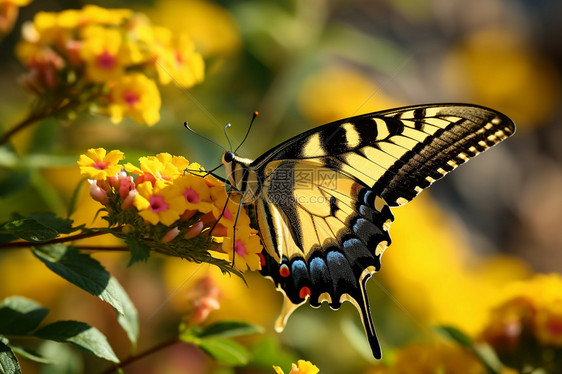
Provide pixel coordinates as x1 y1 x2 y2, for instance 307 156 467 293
0 98 77 146
0 110 45 146
100 338 180 374
0 230 115 250
75 245 130 251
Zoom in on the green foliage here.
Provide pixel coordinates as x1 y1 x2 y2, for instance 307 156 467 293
437 325 507 374
124 236 151 266
179 321 263 366
31 244 139 346
0 171 30 199
34 321 119 363
0 297 49 335
0 296 119 370
0 339 21 374
249 337 298 372
198 321 264 339
0 213 77 242
435 325 473 348
197 338 249 366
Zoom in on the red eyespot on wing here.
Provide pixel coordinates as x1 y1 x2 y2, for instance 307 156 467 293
279 264 290 278
299 286 311 299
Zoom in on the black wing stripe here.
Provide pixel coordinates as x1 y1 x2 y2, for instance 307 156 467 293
378 114 515 206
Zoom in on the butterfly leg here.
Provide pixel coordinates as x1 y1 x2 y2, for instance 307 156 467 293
231 196 244 267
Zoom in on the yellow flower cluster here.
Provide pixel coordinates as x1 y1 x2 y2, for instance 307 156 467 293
273 360 319 374
77 148 263 273
0 0 31 35
480 274 562 361
16 5 204 126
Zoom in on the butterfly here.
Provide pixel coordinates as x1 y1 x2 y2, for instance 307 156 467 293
219 104 515 359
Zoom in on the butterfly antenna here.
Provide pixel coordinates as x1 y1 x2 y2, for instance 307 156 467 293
235 111 259 153
184 122 227 151
224 123 233 152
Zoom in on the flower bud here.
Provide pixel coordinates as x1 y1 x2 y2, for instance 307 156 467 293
121 189 137 210
89 180 109 205
184 221 204 240
162 227 180 243
186 276 221 325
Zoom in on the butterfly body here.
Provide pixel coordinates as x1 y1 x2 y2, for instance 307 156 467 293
221 104 515 359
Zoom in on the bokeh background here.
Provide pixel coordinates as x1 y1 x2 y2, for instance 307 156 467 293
1 0 561 373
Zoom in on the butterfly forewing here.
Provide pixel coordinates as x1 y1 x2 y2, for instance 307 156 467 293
226 104 515 359
251 104 515 207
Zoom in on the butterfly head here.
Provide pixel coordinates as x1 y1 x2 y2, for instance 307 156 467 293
222 150 234 164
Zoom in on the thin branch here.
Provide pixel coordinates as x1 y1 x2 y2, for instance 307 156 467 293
0 110 46 146
0 229 117 250
100 338 180 374
75 245 130 252
0 98 77 146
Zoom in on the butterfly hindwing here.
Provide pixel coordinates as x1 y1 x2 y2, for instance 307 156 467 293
257 162 392 358
224 104 515 359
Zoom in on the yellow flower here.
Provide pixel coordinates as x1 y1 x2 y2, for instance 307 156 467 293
174 174 214 214
125 153 189 184
156 33 205 87
273 360 319 374
209 187 250 226
78 5 132 27
482 273 562 348
154 153 191 180
222 224 262 272
134 180 184 226
535 300 562 346
80 25 127 83
1 0 32 5
147 0 241 58
77 148 124 180
107 73 161 126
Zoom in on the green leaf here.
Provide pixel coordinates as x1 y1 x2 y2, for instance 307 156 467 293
0 213 76 242
114 282 139 348
32 245 139 345
39 341 83 374
34 321 119 363
125 237 151 266
0 171 30 198
1 217 58 243
0 296 49 335
473 343 506 374
0 340 21 374
0 233 17 244
33 244 120 313
27 213 75 235
9 345 55 364
435 325 473 348
197 338 249 366
249 337 296 371
199 321 264 339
